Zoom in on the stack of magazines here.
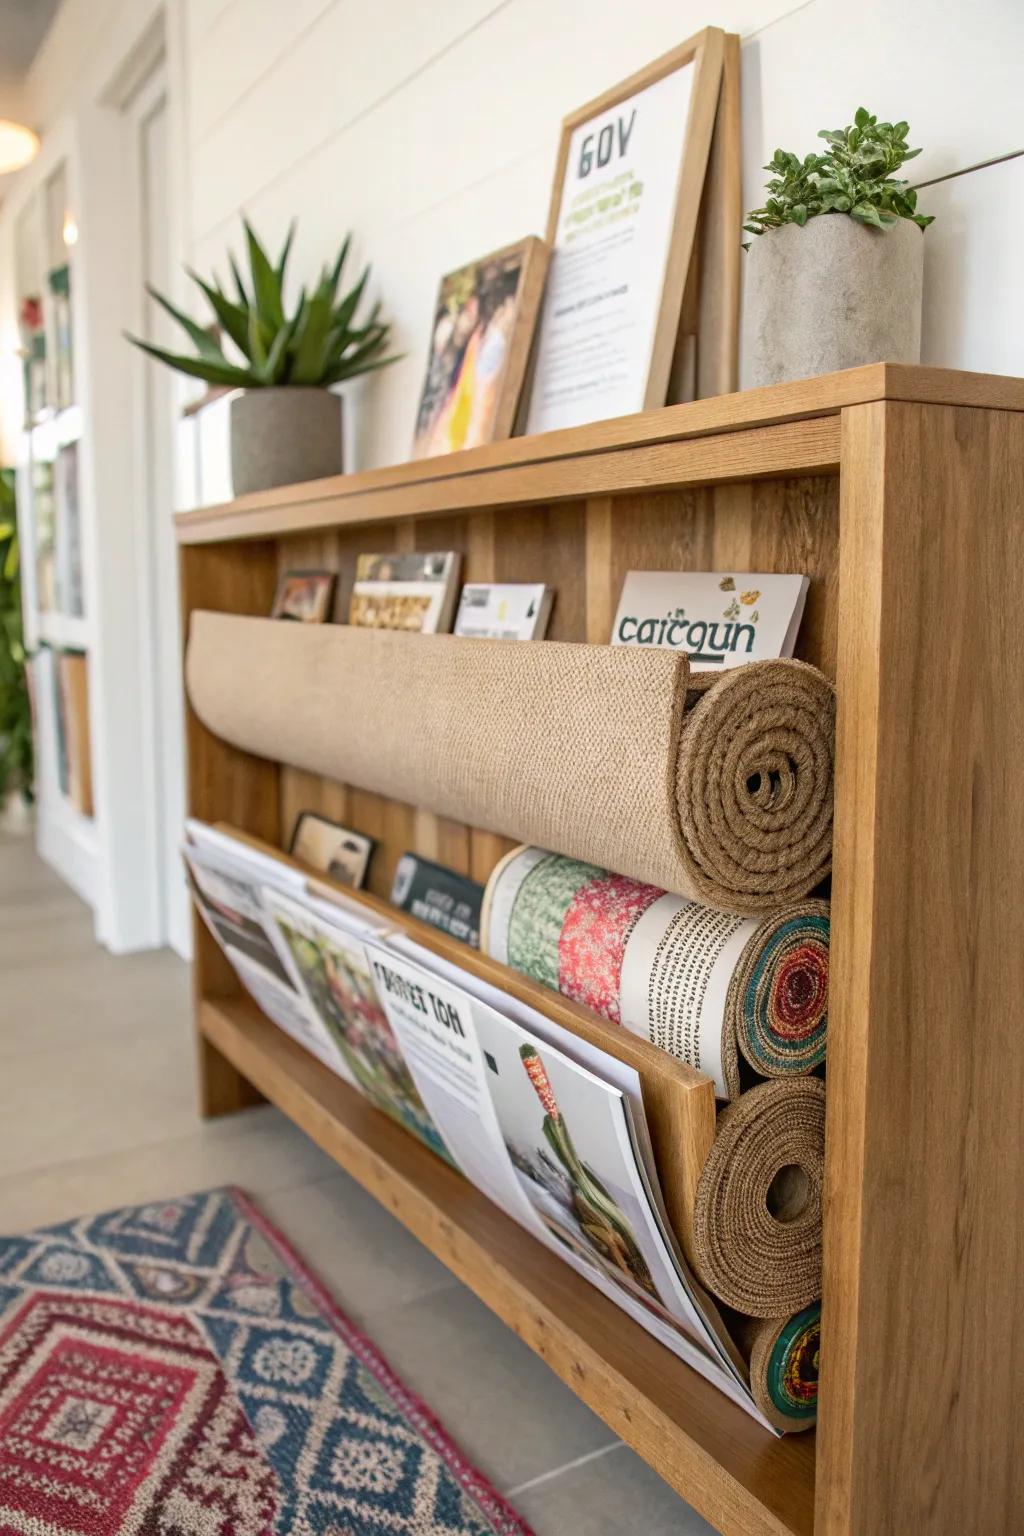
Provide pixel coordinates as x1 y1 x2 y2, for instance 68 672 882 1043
183 819 775 1432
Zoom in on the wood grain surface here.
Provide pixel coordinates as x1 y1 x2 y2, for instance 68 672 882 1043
175 364 1024 546
818 399 1024 1534
249 472 839 916
175 417 840 545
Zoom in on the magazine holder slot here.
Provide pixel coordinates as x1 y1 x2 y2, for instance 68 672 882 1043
186 611 834 914
215 821 719 1271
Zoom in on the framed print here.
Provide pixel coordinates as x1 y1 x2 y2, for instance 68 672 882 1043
348 551 460 634
412 237 548 458
290 812 374 888
524 28 726 435
271 569 336 623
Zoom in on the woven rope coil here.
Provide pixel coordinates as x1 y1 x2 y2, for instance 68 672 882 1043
737 1302 822 1432
676 659 836 911
691 1077 825 1315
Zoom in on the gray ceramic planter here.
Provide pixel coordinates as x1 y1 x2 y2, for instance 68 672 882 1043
742 215 924 389
230 387 343 496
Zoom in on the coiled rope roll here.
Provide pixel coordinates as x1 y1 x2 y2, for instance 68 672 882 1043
738 1303 822 1432
483 847 830 1098
691 1077 825 1315
678 660 835 912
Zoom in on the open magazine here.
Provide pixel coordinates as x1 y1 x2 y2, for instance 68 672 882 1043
183 820 775 1433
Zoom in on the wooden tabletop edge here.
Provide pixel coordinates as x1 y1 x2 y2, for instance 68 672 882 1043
174 363 1023 533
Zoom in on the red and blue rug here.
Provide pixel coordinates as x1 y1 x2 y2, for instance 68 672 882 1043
0 1186 535 1534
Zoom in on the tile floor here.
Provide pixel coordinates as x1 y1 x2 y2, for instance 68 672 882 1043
0 832 715 1533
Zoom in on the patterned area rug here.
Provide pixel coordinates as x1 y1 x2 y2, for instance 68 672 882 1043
0 1186 534 1535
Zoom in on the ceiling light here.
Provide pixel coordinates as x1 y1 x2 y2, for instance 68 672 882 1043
0 120 39 175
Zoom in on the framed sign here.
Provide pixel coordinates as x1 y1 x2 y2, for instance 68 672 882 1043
412 237 548 458
524 28 726 436
270 569 336 623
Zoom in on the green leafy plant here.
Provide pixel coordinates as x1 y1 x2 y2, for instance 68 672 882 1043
0 471 33 804
744 107 934 242
127 220 398 388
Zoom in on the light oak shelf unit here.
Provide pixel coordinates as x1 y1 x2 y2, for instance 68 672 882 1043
177 363 1024 1536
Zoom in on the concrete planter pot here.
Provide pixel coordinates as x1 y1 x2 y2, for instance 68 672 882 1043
230 387 343 496
742 215 924 389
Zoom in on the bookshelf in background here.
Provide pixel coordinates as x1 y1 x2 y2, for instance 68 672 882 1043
12 146 97 911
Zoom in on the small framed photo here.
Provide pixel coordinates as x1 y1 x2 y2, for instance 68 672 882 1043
412 237 548 459
290 812 374 888
271 570 336 623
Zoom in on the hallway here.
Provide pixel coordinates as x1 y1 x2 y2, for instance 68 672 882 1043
0 832 711 1533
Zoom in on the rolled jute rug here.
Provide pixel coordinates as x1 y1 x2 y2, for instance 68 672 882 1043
482 846 830 1099
737 1302 822 1433
678 662 835 912
186 613 835 913
691 1077 825 1315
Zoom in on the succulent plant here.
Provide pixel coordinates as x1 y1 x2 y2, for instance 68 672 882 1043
127 219 398 388
744 108 934 242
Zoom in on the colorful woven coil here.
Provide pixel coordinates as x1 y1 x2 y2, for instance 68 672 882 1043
727 903 830 1081
741 1302 822 1432
483 847 830 1099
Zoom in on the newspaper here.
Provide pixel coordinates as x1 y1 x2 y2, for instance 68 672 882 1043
386 929 747 1379
362 940 761 1419
262 891 454 1168
183 821 345 1071
182 822 772 1430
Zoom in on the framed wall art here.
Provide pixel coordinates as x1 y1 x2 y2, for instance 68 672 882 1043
271 570 336 623
524 28 730 435
412 237 548 459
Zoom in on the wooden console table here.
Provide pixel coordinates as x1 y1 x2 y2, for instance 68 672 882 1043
177 363 1024 1534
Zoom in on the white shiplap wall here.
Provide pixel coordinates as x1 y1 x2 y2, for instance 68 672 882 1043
182 0 794 472
6 0 1024 473
178 0 1023 472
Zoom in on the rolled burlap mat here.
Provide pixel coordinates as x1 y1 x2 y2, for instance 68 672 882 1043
483 846 829 1099
187 614 834 914
736 1303 821 1432
691 1077 825 1315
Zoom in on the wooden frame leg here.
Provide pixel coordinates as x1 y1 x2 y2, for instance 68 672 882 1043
197 1031 265 1117
818 399 1024 1533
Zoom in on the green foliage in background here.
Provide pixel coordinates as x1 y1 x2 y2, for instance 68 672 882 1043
744 108 935 242
0 471 33 803
127 219 399 389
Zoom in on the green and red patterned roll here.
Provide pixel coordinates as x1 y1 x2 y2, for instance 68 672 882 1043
482 846 829 1098
741 1302 822 1432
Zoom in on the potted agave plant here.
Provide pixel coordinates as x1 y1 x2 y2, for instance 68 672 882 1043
742 108 934 388
128 221 397 495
